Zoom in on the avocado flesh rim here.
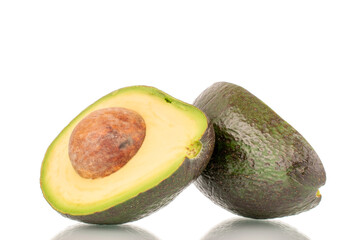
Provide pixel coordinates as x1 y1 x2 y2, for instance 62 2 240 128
41 86 207 215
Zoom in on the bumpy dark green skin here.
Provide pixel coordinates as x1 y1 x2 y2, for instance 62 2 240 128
194 82 326 219
61 120 214 224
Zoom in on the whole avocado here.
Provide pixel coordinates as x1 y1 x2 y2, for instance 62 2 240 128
194 82 326 219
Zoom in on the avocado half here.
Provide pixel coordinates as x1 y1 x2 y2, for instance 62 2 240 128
40 86 215 224
194 82 326 219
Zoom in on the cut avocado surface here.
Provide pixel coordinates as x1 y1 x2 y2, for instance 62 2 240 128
40 86 215 224
194 82 326 219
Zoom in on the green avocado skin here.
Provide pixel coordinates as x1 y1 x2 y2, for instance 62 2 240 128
194 82 326 219
61 119 215 224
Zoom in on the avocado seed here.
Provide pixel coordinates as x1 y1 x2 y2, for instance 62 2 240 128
68 107 146 179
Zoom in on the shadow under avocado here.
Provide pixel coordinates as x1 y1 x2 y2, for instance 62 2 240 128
52 224 159 240
202 218 310 240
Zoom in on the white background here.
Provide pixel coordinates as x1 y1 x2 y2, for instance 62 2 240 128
1 1 359 239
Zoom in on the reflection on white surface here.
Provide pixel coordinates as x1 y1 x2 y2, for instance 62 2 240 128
202 218 309 240
52 224 159 240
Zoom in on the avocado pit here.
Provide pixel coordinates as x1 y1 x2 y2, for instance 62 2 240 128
68 107 146 179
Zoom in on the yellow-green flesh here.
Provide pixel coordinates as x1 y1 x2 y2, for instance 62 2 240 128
41 86 207 215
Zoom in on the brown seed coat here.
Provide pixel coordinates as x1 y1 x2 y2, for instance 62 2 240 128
68 107 146 179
